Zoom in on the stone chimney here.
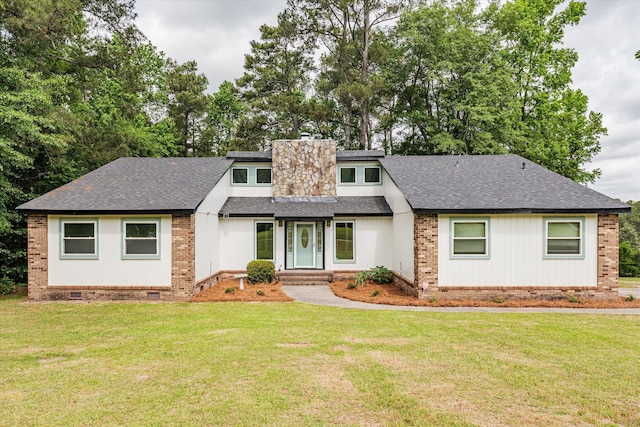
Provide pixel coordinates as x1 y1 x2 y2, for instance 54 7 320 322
271 138 337 198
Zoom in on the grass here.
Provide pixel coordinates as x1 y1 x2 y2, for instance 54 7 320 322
1 297 639 426
620 276 640 288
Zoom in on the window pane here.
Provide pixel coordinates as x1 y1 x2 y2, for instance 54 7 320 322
340 167 356 183
256 223 274 260
256 168 272 184
335 222 354 260
64 223 94 238
548 239 580 255
453 239 486 255
454 222 485 238
126 223 156 238
232 168 248 184
64 238 95 254
364 167 380 183
126 239 157 255
548 222 580 238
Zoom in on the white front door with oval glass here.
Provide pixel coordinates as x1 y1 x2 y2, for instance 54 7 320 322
294 223 315 268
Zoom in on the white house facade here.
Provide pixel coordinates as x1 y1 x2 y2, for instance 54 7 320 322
18 138 629 301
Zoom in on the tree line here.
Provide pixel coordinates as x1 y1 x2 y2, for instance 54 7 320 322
0 0 614 285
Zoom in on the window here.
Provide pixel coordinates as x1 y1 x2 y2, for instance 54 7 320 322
339 167 356 183
232 168 248 184
61 219 97 258
335 221 354 261
545 218 583 257
123 219 160 258
364 167 381 183
256 168 272 184
337 165 382 185
255 222 274 260
231 166 272 185
451 218 489 257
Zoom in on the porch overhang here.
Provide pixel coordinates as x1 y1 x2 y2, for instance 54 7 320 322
218 196 393 219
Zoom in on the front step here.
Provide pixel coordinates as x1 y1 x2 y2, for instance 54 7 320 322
277 270 334 286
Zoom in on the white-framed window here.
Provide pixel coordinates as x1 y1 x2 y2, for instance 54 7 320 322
256 168 272 184
544 218 584 258
339 167 356 183
60 219 98 259
451 218 489 258
122 219 160 259
364 167 381 183
337 165 382 185
255 221 275 260
232 168 248 184
231 166 272 185
334 220 355 262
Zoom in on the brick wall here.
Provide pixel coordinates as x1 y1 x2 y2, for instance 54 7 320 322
413 213 438 293
27 215 48 301
597 214 619 295
171 213 196 301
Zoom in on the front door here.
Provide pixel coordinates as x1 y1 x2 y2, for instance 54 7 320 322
295 223 315 268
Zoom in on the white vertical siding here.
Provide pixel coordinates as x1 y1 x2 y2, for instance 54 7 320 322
383 170 414 281
195 169 231 280
48 215 172 286
438 214 598 287
218 218 285 271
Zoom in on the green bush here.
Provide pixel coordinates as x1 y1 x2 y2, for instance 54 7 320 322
369 266 393 284
256 290 265 296
346 282 357 289
355 270 370 286
224 287 235 294
370 290 380 297
0 277 16 295
246 260 275 284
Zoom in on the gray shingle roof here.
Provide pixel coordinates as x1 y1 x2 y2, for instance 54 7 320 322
379 154 630 213
17 157 233 214
219 197 392 219
225 151 272 162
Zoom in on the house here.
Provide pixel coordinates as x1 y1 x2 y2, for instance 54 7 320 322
17 137 630 301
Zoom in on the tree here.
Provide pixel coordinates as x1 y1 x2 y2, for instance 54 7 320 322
292 0 406 149
202 81 244 156
494 0 605 183
236 8 314 146
383 0 517 155
166 60 210 156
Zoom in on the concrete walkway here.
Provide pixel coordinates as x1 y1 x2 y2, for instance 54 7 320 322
281 285 640 314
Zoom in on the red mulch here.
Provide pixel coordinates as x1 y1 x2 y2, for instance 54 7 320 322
194 279 639 308
329 280 640 309
192 280 292 302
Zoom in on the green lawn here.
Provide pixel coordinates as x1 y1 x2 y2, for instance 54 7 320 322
1 296 639 426
620 276 640 288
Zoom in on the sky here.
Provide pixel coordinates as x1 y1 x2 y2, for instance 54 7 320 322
134 0 640 202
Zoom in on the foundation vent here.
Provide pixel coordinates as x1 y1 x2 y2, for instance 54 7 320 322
69 291 82 300
147 292 160 301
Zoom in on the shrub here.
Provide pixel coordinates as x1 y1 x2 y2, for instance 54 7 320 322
625 294 636 302
369 266 393 284
355 270 370 287
347 282 357 289
256 290 265 296
370 290 380 297
225 287 235 294
490 296 506 304
246 260 275 284
0 277 16 295
567 294 582 304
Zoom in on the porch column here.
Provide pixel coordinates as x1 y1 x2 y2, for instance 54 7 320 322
414 213 438 294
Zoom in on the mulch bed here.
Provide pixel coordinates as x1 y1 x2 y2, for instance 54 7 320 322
192 280 292 302
329 280 640 309
192 278 640 309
